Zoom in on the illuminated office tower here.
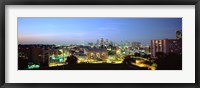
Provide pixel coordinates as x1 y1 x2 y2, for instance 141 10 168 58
96 39 100 47
151 39 182 57
100 38 104 46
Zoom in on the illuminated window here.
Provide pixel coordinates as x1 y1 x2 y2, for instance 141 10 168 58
159 40 162 45
90 53 94 56
96 53 100 58
90 53 94 59
101 53 105 58
155 40 158 43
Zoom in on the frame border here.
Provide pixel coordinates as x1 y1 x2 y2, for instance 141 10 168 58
0 0 200 88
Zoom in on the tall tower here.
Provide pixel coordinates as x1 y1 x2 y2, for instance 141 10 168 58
96 39 100 47
101 38 104 46
97 39 99 45
106 39 109 46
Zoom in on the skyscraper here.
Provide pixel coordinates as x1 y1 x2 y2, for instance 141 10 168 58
151 39 182 57
106 39 109 46
96 39 100 47
100 38 104 46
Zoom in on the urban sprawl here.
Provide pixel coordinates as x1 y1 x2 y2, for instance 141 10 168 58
18 30 182 70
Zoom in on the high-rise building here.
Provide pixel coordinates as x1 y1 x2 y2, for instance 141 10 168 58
151 39 182 57
105 39 109 46
97 39 99 44
96 39 100 47
100 38 104 46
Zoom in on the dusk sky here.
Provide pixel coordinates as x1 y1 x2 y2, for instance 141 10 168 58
18 18 182 45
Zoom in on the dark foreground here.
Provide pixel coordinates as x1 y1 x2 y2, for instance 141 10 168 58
25 64 149 70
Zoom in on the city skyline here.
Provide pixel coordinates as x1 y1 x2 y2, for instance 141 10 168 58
18 18 182 45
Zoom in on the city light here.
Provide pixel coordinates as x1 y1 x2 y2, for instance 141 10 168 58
18 18 182 70
28 64 40 69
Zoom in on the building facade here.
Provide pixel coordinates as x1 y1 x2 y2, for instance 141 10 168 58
151 39 182 57
85 48 108 61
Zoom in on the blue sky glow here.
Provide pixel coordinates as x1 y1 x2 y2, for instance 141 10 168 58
18 18 182 45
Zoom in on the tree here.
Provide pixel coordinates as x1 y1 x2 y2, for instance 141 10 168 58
155 52 182 70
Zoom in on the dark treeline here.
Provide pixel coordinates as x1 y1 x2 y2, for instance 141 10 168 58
154 52 182 70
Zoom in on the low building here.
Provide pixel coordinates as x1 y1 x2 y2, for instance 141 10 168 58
85 48 108 61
